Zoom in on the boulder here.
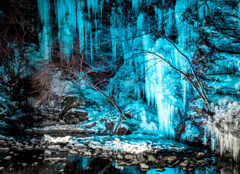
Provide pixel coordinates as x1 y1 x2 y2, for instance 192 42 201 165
147 155 158 163
62 107 88 124
116 154 124 160
83 122 97 129
140 163 149 169
166 155 178 163
157 168 165 172
124 154 134 160
4 156 12 160
83 151 92 156
69 150 79 155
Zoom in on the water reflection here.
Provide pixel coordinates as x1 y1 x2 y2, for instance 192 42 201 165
0 150 239 174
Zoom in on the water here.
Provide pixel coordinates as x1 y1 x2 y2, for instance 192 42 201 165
0 148 239 174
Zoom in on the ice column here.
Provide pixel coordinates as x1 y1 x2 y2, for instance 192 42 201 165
110 6 122 60
132 0 142 14
77 0 85 52
165 8 173 37
56 0 76 62
84 21 93 62
198 1 204 20
37 0 51 60
155 6 163 31
143 33 176 139
206 1 215 17
86 0 98 19
238 3 240 32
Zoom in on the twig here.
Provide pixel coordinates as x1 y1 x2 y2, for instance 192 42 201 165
97 161 113 174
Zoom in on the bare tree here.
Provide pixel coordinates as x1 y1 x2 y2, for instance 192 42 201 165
31 48 125 134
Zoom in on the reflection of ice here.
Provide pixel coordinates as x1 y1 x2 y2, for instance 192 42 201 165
66 155 93 170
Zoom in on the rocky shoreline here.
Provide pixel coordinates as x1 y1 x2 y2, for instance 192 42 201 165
0 134 227 173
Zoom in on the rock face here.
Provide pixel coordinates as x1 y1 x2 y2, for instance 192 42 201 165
32 96 87 125
60 97 87 124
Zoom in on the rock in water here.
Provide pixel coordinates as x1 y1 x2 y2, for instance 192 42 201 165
157 168 165 172
83 151 92 156
22 163 27 167
69 150 79 155
140 163 149 169
4 156 12 160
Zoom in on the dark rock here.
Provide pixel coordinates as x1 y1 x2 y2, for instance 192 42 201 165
116 127 128 135
83 122 97 128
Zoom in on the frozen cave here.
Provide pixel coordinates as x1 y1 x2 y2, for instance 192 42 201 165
0 0 240 173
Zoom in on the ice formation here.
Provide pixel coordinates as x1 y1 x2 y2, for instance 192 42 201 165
35 0 200 139
35 2 240 162
206 99 240 161
37 0 51 60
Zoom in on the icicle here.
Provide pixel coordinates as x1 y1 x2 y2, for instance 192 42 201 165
198 1 204 20
84 20 90 58
110 6 122 60
99 0 104 21
207 1 215 17
132 0 142 14
211 123 240 161
56 0 77 62
90 24 93 64
202 126 208 145
155 6 162 31
211 130 215 151
87 0 91 19
77 0 85 52
87 0 98 19
37 0 51 60
165 8 173 37
94 19 98 56
137 13 144 34
238 3 240 32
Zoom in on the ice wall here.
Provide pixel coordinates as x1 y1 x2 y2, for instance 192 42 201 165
36 0 200 139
